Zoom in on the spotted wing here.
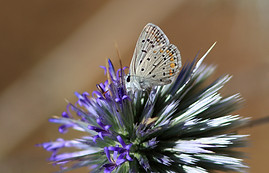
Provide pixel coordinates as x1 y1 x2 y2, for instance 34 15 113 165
136 44 181 85
129 23 170 75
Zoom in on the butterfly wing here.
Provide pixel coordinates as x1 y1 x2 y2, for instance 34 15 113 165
136 44 181 85
130 23 170 76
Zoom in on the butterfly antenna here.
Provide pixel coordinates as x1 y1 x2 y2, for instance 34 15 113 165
115 42 122 61
114 42 124 84
105 58 112 84
105 59 113 96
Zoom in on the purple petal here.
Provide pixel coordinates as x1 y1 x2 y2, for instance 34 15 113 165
65 103 73 117
92 136 98 143
125 144 132 150
116 158 126 166
98 132 104 140
74 92 82 99
88 125 102 132
126 153 133 161
107 59 116 79
48 118 62 123
122 95 130 100
99 83 106 90
92 91 103 98
59 125 70 134
108 146 117 151
104 147 112 163
100 66 107 75
82 92 91 102
61 112 69 118
104 80 108 86
117 136 126 147
103 163 116 173
104 125 111 131
116 68 126 81
96 118 105 128
39 139 64 152
54 150 96 162
82 91 89 96
113 147 118 161
116 153 127 165
108 146 124 153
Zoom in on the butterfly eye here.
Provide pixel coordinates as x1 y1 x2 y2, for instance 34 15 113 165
126 75 131 82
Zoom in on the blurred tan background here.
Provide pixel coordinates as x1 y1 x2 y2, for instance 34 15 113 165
0 0 268 172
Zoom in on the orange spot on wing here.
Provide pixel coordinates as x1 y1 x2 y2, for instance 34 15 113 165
169 69 173 75
170 57 174 61
160 49 164 53
170 63 175 68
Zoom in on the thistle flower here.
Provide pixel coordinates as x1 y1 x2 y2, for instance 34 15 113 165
39 24 249 172
39 53 249 172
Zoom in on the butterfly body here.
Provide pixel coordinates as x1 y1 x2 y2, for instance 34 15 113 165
126 23 182 91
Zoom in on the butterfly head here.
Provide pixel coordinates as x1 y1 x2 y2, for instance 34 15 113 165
125 74 151 91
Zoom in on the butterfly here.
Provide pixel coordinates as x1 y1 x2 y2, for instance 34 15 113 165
125 23 182 90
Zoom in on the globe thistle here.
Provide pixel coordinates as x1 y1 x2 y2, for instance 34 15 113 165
39 24 249 173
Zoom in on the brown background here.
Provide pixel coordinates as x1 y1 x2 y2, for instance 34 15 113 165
0 0 268 172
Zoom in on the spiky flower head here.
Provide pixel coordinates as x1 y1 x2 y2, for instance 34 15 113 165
39 55 248 172
39 26 249 173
